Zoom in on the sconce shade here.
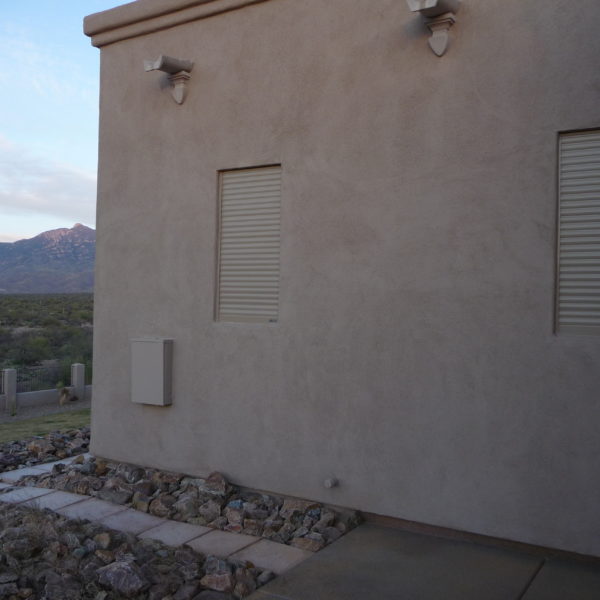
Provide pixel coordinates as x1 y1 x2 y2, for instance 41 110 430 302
406 0 461 18
144 55 194 75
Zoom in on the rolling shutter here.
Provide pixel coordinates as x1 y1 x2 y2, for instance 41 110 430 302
557 131 600 334
217 166 281 322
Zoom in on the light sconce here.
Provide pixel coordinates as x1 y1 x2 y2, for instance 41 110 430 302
144 55 194 105
406 0 462 57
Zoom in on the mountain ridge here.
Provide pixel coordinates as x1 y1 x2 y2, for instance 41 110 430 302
0 224 95 294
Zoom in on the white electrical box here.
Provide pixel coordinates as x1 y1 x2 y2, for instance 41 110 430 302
131 338 173 406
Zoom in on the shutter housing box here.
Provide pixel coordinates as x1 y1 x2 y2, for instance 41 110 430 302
557 130 600 334
217 166 282 323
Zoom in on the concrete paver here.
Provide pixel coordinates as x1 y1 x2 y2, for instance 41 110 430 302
0 454 93 481
56 497 128 521
0 466 48 482
99 508 166 535
0 486 54 504
140 520 212 546
522 558 600 600
31 455 90 472
230 539 313 574
250 524 542 600
21 490 88 511
186 529 259 557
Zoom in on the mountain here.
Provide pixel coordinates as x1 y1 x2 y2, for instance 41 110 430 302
0 224 95 294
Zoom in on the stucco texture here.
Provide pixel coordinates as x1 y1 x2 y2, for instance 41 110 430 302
89 0 600 556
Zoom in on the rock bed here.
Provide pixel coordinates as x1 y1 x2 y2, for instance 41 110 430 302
0 427 91 473
0 502 269 599
17 455 361 553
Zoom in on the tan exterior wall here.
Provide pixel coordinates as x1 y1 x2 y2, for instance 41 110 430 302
87 0 600 556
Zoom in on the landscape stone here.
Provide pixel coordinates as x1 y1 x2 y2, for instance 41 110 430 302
173 494 200 521
148 582 177 600
93 532 111 550
193 592 236 600
132 480 155 496
26 439 55 456
242 518 262 536
290 536 325 552
202 472 229 496
198 499 222 523
116 464 146 484
233 567 257 597
256 570 275 586
279 498 319 519
94 549 115 564
152 471 183 491
0 582 18 596
322 526 343 543
224 506 244 525
97 561 150 597
199 572 235 593
94 460 109 476
204 556 232 575
173 581 203 600
43 573 82 600
149 494 176 518
132 491 151 512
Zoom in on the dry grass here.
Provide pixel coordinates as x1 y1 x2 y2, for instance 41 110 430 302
0 409 90 443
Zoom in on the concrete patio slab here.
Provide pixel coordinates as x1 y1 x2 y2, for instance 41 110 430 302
0 486 54 504
186 529 259 558
99 508 166 535
56 497 128 521
522 558 600 600
230 539 313 574
21 490 88 511
250 524 542 600
139 520 212 546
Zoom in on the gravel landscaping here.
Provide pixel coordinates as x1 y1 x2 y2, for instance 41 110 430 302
0 502 270 599
0 427 90 472
16 452 361 553
0 427 361 598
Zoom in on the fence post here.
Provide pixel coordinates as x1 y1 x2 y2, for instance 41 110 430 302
2 369 17 415
71 363 86 401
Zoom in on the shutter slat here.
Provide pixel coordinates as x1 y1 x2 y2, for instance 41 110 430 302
558 131 600 332
217 166 281 323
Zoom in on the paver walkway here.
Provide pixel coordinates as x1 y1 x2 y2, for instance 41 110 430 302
0 456 312 575
249 524 600 600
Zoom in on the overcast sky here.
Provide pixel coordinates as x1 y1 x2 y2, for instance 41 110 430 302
0 1 123 242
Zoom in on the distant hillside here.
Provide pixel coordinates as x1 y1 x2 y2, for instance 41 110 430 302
0 224 95 294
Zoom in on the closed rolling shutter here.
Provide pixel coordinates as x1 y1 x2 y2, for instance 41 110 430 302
557 131 600 334
217 166 282 323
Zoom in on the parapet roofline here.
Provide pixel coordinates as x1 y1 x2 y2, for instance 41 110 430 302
84 0 271 47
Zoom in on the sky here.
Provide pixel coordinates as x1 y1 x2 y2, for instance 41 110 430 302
0 1 124 243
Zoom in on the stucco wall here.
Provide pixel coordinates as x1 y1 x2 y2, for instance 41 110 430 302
88 0 600 556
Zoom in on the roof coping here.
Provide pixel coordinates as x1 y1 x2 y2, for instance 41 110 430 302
84 0 269 47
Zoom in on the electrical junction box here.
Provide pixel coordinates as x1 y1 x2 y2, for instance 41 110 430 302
131 338 173 406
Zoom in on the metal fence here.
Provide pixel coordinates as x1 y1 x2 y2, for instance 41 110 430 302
14 365 72 393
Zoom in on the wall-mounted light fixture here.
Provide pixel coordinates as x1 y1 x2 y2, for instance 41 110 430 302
144 55 194 105
406 0 462 57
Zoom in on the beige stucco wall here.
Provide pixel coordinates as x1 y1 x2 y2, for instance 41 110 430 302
87 0 600 556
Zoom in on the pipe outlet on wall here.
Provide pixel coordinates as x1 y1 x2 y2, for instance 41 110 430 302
324 478 339 489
